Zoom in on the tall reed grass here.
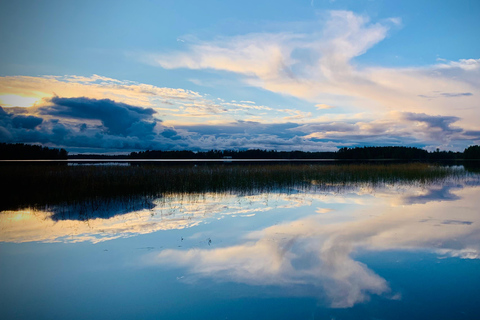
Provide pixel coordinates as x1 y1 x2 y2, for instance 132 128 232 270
0 162 467 213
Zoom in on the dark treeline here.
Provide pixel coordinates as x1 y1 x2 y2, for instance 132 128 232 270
1 143 480 160
130 146 479 160
336 146 464 160
0 143 68 160
129 149 336 159
464 145 480 159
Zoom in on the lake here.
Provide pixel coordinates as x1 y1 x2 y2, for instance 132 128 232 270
1 162 480 319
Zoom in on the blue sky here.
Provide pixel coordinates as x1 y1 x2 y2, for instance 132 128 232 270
0 0 479 153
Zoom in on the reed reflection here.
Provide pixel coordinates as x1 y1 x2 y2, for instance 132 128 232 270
0 162 463 213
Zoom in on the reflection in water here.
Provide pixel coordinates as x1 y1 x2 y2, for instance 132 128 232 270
400 183 462 204
1 170 480 310
1 191 309 243
146 176 479 308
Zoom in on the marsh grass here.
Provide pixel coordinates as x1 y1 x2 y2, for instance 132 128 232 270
0 162 467 215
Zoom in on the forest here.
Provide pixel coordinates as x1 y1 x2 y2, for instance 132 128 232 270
0 143 68 159
1 143 479 160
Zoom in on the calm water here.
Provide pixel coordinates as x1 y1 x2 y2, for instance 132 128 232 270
1 165 480 319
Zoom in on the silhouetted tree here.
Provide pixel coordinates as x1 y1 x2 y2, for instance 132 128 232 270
0 143 68 159
464 145 480 159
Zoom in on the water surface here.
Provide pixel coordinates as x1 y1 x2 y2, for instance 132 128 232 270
1 164 479 319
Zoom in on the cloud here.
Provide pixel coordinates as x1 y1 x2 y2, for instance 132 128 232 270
441 92 473 98
441 220 473 225
1 95 344 152
38 96 157 136
401 112 464 143
315 104 335 110
1 74 478 152
1 95 477 152
146 10 479 130
418 92 473 99
0 106 44 140
0 74 203 110
10 114 43 130
1 97 176 152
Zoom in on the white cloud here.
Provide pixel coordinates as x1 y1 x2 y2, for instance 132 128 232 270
147 10 479 130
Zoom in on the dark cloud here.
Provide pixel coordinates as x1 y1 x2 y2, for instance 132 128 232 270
1 98 478 153
11 115 43 129
464 130 480 138
0 106 44 140
160 128 181 140
1 98 172 151
1 106 43 129
38 97 157 136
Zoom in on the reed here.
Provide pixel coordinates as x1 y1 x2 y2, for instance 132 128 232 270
0 162 466 213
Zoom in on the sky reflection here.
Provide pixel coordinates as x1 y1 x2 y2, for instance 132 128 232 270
1 175 479 308
147 178 480 307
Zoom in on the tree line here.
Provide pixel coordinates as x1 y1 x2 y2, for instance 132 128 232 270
128 149 336 159
130 146 480 160
0 143 68 159
1 143 479 160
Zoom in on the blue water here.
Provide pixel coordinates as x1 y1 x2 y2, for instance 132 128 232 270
1 173 480 319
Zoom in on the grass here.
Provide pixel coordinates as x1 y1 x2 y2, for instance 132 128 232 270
0 162 468 213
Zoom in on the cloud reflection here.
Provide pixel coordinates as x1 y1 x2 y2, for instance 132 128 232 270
0 193 283 243
148 179 480 308
1 176 479 307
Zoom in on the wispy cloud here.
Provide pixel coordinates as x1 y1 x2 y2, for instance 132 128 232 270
146 10 479 130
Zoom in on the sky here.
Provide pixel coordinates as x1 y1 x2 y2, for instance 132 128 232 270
0 0 479 153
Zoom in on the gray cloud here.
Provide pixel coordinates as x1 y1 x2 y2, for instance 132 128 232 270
441 220 473 225
1 97 478 153
38 96 157 136
401 112 465 145
1 98 173 152
402 112 461 132
441 92 473 98
0 106 44 140
419 92 473 99
463 130 480 138
11 115 43 129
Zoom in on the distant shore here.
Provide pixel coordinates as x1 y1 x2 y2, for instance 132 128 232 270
1 143 479 160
